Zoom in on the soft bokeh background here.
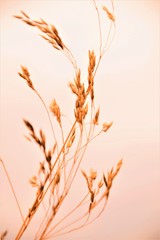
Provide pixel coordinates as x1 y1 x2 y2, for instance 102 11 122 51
0 0 160 239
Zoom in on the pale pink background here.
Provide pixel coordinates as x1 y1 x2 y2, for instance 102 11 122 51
0 1 160 240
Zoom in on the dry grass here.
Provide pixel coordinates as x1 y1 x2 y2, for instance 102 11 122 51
1 1 122 239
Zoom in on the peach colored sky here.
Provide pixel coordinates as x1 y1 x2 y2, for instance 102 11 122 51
0 1 160 240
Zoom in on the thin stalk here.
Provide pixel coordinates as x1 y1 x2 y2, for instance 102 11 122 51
103 21 116 53
63 126 83 194
15 121 76 240
47 189 108 239
92 0 103 56
47 204 90 239
50 200 107 239
45 193 89 238
39 125 84 238
34 89 58 149
0 159 24 223
62 128 103 167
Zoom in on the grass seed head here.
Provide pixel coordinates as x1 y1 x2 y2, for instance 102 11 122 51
18 65 35 90
50 99 62 126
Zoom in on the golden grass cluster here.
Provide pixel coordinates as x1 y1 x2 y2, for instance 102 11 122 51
1 1 122 239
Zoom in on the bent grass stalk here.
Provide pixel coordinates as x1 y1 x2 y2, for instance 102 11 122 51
1 1 122 239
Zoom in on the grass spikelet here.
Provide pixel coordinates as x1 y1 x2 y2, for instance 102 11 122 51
103 121 113 132
90 169 97 180
87 50 96 100
51 169 61 194
102 6 115 22
69 82 79 96
50 99 62 127
29 176 39 187
20 11 30 19
67 128 76 148
112 159 123 178
39 129 46 150
23 119 34 133
18 65 34 90
98 179 103 189
88 50 96 72
93 108 100 125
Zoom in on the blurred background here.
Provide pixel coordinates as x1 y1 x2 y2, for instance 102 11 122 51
0 0 160 239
